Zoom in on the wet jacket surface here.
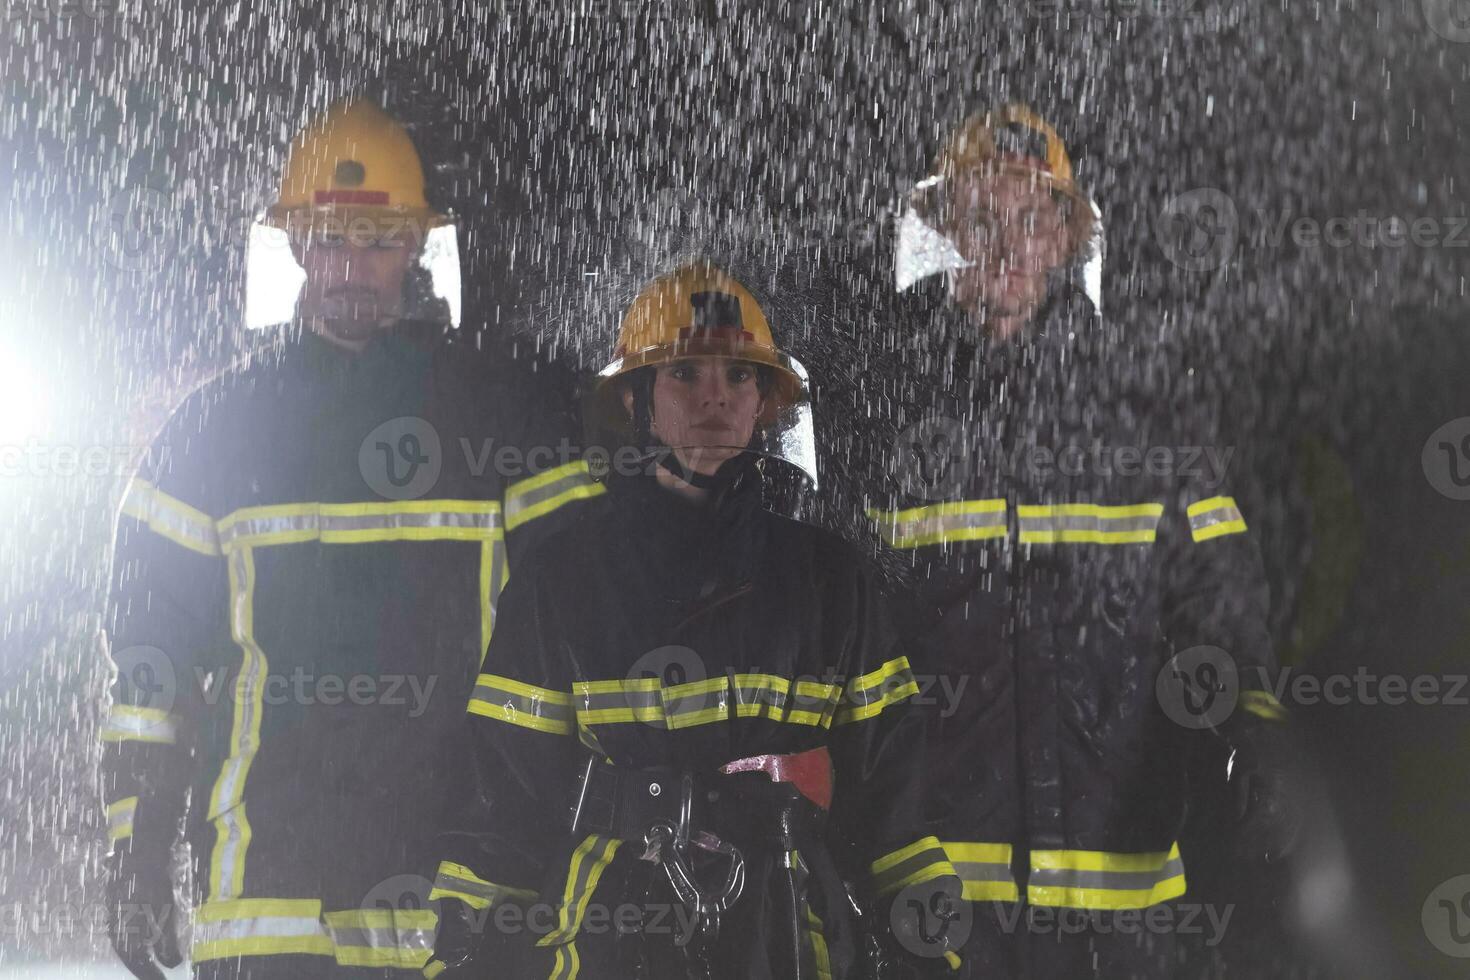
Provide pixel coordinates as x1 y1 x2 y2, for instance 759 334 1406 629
101 328 598 972
843 283 1280 914
433 461 953 980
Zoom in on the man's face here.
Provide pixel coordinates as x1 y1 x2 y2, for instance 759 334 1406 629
632 356 765 476
294 231 418 349
943 169 1073 323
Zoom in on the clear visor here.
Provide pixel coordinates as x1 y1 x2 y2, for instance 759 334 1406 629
895 174 1105 312
245 215 461 331
584 353 819 490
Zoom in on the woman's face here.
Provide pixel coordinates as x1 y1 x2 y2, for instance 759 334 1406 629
634 356 765 476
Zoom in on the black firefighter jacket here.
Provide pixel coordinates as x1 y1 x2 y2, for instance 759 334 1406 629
432 461 956 980
101 327 600 972
845 283 1284 915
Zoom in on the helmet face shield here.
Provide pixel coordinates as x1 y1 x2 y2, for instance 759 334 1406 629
895 170 1104 312
244 213 461 331
583 351 819 490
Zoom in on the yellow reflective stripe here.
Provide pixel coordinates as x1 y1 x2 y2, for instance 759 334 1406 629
468 674 573 735
101 705 180 744
324 908 436 969
429 860 538 910
192 898 332 962
548 941 581 980
505 461 606 532
803 901 833 980
941 841 1019 903
207 546 266 901
867 499 1007 549
423 960 447 979
870 836 957 897
537 835 622 947
835 656 920 726
1187 495 1248 542
478 536 507 665
107 797 137 841
121 478 221 556
1017 502 1164 545
1027 843 1186 910
573 674 842 731
1241 689 1287 721
215 499 504 552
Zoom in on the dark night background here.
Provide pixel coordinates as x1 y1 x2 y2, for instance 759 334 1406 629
1 1 1466 975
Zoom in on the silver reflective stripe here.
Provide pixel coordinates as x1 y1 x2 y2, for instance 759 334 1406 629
218 505 502 551
1029 853 1184 893
121 479 221 556
505 465 599 529
470 677 574 731
1018 513 1160 535
576 676 842 730
107 797 137 840
664 686 728 724
1016 504 1164 544
209 547 268 901
869 501 1007 548
194 914 327 945
328 925 433 953
102 706 179 744
845 660 918 707
1189 500 1244 532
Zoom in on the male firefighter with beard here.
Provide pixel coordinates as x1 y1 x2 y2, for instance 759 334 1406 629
100 99 599 979
846 105 1300 978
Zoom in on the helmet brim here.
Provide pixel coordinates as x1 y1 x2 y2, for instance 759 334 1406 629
587 343 809 439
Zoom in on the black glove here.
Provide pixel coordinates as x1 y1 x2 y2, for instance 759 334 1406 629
1225 718 1305 862
871 875 966 978
106 841 182 980
431 897 482 970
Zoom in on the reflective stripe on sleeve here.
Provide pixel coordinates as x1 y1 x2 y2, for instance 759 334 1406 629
834 656 920 726
505 462 605 532
1027 842 1186 910
101 705 180 745
429 860 538 910
191 898 333 962
870 836 958 898
468 674 573 735
868 500 1008 549
941 841 1019 902
216 500 503 552
107 797 138 842
323 908 436 969
121 479 221 557
1241 689 1287 721
1017 503 1164 545
1187 496 1248 542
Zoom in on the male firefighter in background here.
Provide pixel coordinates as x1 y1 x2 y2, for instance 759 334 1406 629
847 105 1299 977
100 98 599 979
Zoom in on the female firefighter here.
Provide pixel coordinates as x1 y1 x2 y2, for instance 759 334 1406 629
427 260 961 979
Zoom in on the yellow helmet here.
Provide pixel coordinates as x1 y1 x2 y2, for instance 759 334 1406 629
587 260 807 439
263 99 449 236
931 103 1097 257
